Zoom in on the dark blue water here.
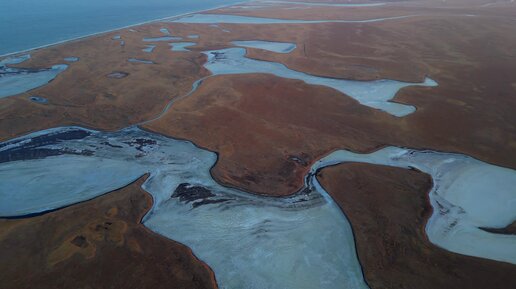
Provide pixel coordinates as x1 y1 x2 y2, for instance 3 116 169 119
0 0 240 56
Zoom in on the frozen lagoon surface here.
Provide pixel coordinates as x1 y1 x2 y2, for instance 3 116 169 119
128 58 155 64
0 54 67 99
63 56 79 62
0 126 369 289
313 147 516 265
232 40 296 53
29 96 49 104
142 45 156 53
143 36 182 42
203 47 437 116
159 27 171 35
258 1 386 7
169 42 197 52
0 0 242 56
171 13 415 24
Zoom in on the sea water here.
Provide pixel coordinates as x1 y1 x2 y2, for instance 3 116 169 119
0 0 241 56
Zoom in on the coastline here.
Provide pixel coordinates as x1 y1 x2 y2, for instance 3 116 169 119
0 0 249 58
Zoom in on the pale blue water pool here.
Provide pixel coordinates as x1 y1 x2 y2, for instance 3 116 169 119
0 0 241 56
169 42 197 51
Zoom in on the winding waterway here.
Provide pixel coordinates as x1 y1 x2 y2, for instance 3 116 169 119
0 126 369 289
0 55 68 99
0 0 242 56
313 147 516 265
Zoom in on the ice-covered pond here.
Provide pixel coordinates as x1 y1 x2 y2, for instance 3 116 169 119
232 40 296 53
0 54 67 99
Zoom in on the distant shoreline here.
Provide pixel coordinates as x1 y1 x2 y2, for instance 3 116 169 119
0 0 248 58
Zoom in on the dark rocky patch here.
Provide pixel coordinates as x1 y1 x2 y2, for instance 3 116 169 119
29 96 48 104
0 67 51 76
0 177 217 289
172 183 215 203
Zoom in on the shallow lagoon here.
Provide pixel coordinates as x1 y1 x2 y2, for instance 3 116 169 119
0 0 242 56
232 40 296 53
159 27 171 35
128 58 155 64
0 126 369 289
143 36 183 42
142 45 156 53
29 96 49 104
0 55 67 99
203 47 437 116
171 13 415 24
63 56 79 62
0 124 514 289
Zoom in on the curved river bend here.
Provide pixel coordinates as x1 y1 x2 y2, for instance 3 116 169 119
0 126 368 289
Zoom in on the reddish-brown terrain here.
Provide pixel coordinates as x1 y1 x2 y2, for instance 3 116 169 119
0 26 209 141
0 177 217 289
316 163 516 289
145 32 516 195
